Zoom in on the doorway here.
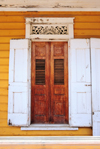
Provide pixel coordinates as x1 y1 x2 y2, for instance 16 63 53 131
31 42 68 124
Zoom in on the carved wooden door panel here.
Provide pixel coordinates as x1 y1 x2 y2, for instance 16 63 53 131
31 42 68 124
31 42 50 123
51 42 68 123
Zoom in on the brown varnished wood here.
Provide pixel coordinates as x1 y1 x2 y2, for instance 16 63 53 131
45 42 50 123
50 43 54 123
31 42 35 123
64 42 69 123
51 42 68 124
31 42 50 123
31 42 68 124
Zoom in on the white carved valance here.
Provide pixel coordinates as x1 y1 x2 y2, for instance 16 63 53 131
25 18 74 40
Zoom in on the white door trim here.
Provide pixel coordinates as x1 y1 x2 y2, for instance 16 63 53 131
25 17 74 127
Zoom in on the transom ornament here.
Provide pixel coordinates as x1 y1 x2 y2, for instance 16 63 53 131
32 26 67 35
25 18 74 40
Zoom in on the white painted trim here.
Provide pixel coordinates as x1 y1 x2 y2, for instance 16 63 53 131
68 40 71 126
29 35 72 40
21 124 78 130
25 17 74 128
31 39 69 42
26 18 74 24
28 39 31 125
25 17 74 40
0 136 100 145
0 8 100 11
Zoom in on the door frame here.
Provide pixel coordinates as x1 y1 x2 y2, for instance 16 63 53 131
25 17 74 127
29 40 72 127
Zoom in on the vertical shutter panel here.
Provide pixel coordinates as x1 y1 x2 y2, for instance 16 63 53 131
8 39 30 126
69 39 91 126
91 38 100 136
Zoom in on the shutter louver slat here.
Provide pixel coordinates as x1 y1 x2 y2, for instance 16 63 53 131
35 59 45 85
54 59 64 85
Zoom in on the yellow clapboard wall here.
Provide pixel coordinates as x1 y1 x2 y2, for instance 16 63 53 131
1 11 100 136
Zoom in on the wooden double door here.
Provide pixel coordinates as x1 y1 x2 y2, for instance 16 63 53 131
31 42 68 124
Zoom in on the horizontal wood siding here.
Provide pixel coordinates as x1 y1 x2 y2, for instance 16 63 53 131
1 144 100 149
1 11 100 136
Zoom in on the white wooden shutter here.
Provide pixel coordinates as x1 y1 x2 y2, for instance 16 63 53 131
91 38 100 136
8 39 30 126
69 39 91 127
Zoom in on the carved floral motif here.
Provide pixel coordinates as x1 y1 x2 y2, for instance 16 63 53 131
32 26 67 35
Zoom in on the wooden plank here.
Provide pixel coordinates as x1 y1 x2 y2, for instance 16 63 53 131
36 11 100 16
0 88 8 96
0 58 9 65
0 66 9 73
0 11 100 16
0 30 25 36
0 80 8 88
0 51 9 58
74 35 100 38
0 112 7 119
75 30 100 36
0 96 8 104
0 73 8 80
0 144 100 149
0 15 100 23
74 23 100 29
0 37 24 44
0 16 25 23
0 104 8 112
74 16 100 23
0 23 25 29
0 44 9 50
0 119 8 127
